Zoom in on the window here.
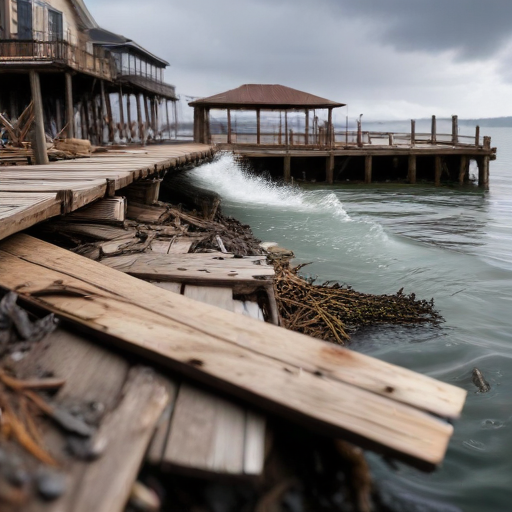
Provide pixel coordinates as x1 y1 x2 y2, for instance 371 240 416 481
48 8 63 41
17 0 33 39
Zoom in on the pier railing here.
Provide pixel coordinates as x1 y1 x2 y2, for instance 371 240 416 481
0 40 114 80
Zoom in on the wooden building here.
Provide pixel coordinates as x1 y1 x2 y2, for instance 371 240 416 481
0 0 177 163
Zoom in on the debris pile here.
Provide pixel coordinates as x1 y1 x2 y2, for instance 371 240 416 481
274 262 442 344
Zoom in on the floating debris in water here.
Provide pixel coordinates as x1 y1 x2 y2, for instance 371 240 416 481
472 368 491 393
274 263 443 344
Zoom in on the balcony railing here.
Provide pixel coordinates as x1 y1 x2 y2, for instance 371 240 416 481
0 39 115 80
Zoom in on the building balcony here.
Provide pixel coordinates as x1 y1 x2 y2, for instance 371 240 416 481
116 73 177 100
0 39 114 81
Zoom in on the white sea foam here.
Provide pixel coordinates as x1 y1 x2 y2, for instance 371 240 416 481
186 152 351 220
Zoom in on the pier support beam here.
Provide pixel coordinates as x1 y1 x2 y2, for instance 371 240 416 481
65 72 74 139
478 154 490 188
136 94 144 143
284 155 291 182
127 94 132 141
29 71 49 165
119 88 126 141
434 155 442 186
408 155 417 184
459 155 468 185
105 90 114 143
326 153 334 184
475 125 480 146
431 115 437 144
364 155 372 184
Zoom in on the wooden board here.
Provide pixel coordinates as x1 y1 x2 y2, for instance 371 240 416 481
168 237 193 254
0 192 61 241
1 236 465 420
0 235 466 469
100 252 274 285
184 285 235 312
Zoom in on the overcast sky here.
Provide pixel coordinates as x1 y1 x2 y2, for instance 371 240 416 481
87 0 512 122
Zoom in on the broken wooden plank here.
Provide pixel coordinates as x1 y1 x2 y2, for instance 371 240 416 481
163 384 246 475
184 285 235 312
0 236 464 469
41 222 136 241
64 197 126 224
149 281 182 294
1 235 465 421
126 203 171 224
100 252 274 285
244 412 266 475
51 367 169 512
168 237 193 254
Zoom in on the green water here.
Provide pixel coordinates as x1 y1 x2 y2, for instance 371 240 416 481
187 127 512 512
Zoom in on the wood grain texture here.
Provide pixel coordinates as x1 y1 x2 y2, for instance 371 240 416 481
1 235 466 421
0 236 464 469
184 285 235 312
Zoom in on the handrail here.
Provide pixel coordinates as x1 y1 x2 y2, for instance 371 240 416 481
0 39 115 81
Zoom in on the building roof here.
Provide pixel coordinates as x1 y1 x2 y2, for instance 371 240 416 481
189 84 345 109
71 0 99 29
87 28 170 67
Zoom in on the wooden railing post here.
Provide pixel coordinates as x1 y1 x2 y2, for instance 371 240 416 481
475 125 480 146
431 115 437 144
227 109 232 144
452 115 458 145
256 108 261 145
305 108 309 145
411 120 415 147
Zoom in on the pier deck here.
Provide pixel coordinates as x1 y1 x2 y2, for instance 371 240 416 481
0 143 214 241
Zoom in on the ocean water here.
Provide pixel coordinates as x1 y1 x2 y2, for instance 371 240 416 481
186 127 512 512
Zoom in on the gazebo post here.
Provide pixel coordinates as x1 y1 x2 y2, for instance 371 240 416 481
256 109 261 145
285 110 289 146
205 108 211 144
305 109 309 145
227 109 232 144
328 107 333 147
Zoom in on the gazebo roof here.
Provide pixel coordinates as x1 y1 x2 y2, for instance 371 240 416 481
189 84 345 109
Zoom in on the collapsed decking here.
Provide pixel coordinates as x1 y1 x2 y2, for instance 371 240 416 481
189 84 495 187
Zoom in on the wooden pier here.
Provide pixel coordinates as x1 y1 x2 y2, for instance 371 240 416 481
0 143 214 241
190 85 495 187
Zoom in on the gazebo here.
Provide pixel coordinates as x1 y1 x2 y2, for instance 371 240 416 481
189 84 345 146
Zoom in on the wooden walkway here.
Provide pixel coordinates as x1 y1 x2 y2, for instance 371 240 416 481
0 143 214 241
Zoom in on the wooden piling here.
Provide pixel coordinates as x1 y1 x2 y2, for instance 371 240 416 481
411 120 415 147
365 155 372 184
173 101 178 140
136 94 144 143
284 155 291 182
357 120 363 147
29 71 49 165
326 153 334 184
90 95 99 145
165 100 171 140
388 133 394 146
119 88 126 140
65 72 74 139
459 155 468 185
105 90 115 143
327 108 333 147
408 155 417 184
478 156 490 188
100 81 107 144
431 115 437 144
475 125 480 146
144 95 151 136
256 109 261 145
434 155 442 186
127 94 132 141
452 115 458 145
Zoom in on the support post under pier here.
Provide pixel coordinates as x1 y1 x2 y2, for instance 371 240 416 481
478 156 490 188
408 155 417 184
29 71 49 165
435 155 442 186
284 155 291 182
326 153 334 184
365 155 372 184
459 155 468 185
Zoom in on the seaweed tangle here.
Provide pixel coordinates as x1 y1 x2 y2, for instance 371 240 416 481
274 263 443 344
